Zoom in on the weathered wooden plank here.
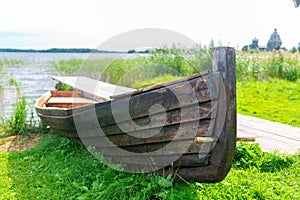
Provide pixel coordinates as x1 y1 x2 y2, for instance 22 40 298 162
107 153 210 168
52 76 137 100
50 90 82 98
35 91 52 107
78 121 211 147
46 103 93 109
237 114 300 154
236 135 255 142
92 74 216 127
39 103 213 139
194 137 217 143
75 101 214 133
172 46 236 183
38 73 216 122
47 97 97 104
51 119 211 143
93 139 211 155
111 70 212 99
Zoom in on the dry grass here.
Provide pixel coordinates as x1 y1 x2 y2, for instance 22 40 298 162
0 134 44 152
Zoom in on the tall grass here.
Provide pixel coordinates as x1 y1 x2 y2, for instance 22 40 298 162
50 47 212 88
7 96 28 135
51 49 300 86
237 51 300 82
0 96 41 136
0 95 51 136
1 57 24 66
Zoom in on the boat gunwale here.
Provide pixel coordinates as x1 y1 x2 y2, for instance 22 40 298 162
35 46 237 183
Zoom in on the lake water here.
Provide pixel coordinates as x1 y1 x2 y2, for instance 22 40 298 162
0 52 137 119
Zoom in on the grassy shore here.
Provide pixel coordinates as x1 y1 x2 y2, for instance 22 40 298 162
0 135 299 199
237 78 300 127
1 49 300 199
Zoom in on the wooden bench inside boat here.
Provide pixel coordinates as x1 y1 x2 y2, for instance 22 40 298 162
37 91 98 109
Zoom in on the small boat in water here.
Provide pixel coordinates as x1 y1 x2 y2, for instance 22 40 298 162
35 47 236 182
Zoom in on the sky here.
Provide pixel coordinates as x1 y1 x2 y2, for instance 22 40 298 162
0 0 300 50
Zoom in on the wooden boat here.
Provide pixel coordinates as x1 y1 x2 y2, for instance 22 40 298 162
35 47 236 183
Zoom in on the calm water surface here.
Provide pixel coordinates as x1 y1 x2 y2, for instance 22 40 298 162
0 52 131 118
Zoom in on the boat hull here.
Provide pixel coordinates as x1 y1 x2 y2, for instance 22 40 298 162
36 47 236 182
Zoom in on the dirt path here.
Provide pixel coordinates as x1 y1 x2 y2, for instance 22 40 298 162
0 134 44 152
237 114 300 154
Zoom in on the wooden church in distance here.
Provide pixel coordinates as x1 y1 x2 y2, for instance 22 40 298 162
249 28 285 52
267 29 282 51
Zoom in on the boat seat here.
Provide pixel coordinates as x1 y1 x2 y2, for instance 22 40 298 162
46 97 97 108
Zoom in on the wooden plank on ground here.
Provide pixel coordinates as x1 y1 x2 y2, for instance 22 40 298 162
237 114 300 154
52 76 137 100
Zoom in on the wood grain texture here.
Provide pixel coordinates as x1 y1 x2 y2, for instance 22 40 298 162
36 47 237 183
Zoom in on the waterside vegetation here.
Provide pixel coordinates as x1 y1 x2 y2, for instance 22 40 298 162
50 48 300 126
0 47 300 199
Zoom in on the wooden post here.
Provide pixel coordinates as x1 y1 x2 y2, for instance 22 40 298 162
210 46 236 181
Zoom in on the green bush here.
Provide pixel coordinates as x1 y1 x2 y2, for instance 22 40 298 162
233 142 263 169
233 142 295 172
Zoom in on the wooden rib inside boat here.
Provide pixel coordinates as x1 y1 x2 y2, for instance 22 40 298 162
35 46 236 183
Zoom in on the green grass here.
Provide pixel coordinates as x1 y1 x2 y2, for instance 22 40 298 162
131 74 183 89
50 49 300 84
237 51 300 82
1 48 300 199
50 48 211 87
0 136 299 199
0 95 52 137
237 78 300 127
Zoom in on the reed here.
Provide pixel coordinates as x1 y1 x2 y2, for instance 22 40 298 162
1 57 24 66
50 47 212 88
51 49 300 85
6 96 28 135
236 51 300 81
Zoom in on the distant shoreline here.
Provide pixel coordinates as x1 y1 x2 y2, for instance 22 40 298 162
0 48 126 53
